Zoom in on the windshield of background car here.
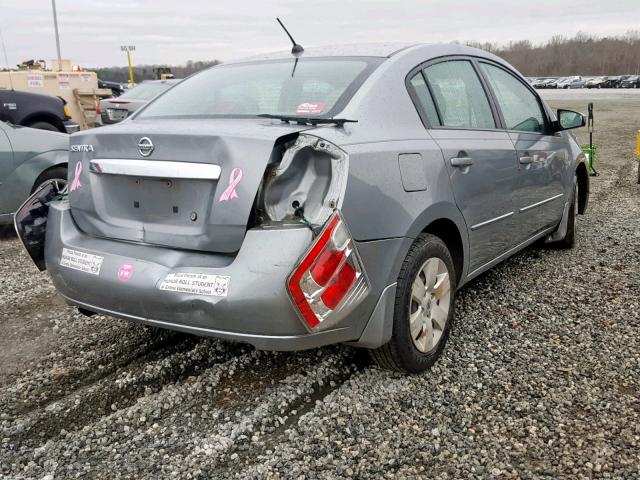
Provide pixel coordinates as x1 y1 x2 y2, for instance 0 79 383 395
137 57 383 119
120 83 173 101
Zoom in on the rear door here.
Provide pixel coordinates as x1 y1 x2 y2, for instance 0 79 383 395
478 62 568 240
408 59 520 272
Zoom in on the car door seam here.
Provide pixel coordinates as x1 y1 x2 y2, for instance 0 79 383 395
519 193 565 213
470 211 514 231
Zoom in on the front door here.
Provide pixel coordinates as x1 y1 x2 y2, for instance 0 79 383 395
478 62 567 241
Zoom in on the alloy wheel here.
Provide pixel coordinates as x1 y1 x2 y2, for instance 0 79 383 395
46 178 67 194
409 257 451 353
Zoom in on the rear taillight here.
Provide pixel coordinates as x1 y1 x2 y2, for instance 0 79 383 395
287 211 369 330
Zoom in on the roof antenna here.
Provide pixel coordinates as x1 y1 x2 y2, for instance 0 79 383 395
276 17 304 56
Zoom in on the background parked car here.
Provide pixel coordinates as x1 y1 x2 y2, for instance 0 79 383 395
543 78 558 89
533 78 558 89
531 78 548 89
620 75 640 88
557 76 585 89
0 120 68 225
97 79 180 125
98 79 126 97
612 75 633 87
0 89 79 133
586 76 617 88
586 77 603 88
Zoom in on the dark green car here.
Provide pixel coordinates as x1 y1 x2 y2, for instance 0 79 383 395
0 121 68 225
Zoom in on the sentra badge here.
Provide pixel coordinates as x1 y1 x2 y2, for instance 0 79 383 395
70 144 94 152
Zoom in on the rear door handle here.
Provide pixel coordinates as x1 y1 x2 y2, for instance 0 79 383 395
450 157 474 167
519 156 534 164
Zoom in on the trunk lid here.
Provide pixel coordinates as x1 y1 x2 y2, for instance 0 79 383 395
68 118 311 253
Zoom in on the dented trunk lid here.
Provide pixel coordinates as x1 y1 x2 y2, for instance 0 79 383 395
68 118 312 253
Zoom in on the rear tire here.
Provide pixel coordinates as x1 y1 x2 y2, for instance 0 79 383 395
26 121 60 132
370 234 456 373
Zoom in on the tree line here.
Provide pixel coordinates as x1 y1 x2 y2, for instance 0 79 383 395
89 32 640 83
88 59 220 83
466 31 640 76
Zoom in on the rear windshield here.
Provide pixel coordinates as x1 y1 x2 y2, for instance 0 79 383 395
121 82 175 101
136 57 382 119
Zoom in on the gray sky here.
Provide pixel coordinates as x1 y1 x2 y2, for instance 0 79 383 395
2 0 640 68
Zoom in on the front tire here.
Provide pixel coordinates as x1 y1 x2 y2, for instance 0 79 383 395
370 234 455 373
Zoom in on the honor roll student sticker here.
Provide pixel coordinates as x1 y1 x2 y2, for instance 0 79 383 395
159 272 230 297
296 102 325 115
59 248 104 275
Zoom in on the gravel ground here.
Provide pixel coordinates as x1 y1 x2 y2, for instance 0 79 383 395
1 93 639 479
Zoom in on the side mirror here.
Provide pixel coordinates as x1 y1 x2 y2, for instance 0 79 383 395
555 109 586 131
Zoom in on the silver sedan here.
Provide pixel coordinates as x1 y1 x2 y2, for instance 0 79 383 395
16 44 589 373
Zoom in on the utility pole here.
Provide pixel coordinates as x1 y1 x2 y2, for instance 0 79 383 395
120 45 136 87
51 0 63 71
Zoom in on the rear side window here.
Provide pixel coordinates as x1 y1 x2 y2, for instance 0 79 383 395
409 72 440 126
480 63 546 133
422 60 495 129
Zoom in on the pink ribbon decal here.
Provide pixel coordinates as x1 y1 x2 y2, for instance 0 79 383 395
218 167 243 202
70 161 82 192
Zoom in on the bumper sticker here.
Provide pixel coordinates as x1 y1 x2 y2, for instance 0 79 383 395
296 102 325 114
118 263 134 282
60 248 103 275
159 272 230 297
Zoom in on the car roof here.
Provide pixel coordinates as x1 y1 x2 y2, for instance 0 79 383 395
227 42 518 71
231 43 417 63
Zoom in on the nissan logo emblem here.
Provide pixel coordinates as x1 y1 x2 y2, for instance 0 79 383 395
138 137 154 157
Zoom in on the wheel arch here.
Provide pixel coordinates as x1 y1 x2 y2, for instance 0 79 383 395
422 218 465 286
406 202 469 287
31 162 68 193
20 113 65 133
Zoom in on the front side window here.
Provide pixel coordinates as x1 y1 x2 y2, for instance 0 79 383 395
480 63 546 133
137 58 381 119
422 60 496 129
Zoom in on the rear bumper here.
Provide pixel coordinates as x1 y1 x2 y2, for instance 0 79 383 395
44 201 396 350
